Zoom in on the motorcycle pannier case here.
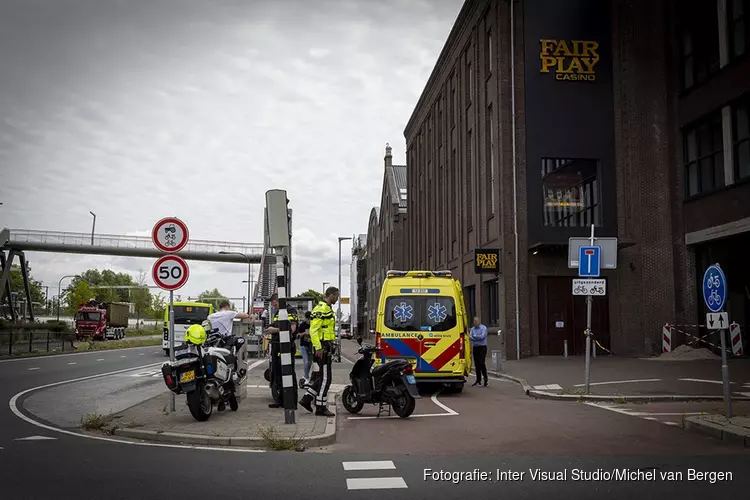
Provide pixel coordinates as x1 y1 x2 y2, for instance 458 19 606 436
161 363 180 394
203 353 231 383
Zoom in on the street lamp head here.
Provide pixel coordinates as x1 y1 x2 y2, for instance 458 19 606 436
89 211 96 217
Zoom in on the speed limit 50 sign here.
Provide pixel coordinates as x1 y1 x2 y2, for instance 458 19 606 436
152 255 190 291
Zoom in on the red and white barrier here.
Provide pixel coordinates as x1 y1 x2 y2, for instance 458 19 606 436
662 324 672 353
730 323 744 356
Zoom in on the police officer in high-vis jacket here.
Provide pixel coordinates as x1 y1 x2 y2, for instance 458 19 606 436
299 286 339 416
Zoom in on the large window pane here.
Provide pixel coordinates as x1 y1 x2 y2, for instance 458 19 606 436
541 158 601 227
687 162 699 196
737 141 750 180
683 109 724 196
680 0 720 90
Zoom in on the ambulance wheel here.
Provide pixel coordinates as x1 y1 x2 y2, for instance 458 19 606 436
228 393 239 411
342 386 363 414
449 383 464 394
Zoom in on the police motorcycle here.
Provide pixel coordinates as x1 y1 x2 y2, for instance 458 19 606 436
161 321 248 422
341 337 420 418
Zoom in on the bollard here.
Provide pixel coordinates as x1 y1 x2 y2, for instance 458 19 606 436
564 339 568 359
491 350 503 374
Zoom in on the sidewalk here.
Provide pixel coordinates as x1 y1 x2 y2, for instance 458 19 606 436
496 349 750 401
684 414 750 448
104 389 337 450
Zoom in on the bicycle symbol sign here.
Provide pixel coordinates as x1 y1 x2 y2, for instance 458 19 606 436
701 264 727 313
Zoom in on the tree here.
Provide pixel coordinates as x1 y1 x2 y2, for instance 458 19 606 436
131 270 152 327
65 281 95 314
297 289 324 304
197 288 234 310
7 263 46 308
149 293 166 319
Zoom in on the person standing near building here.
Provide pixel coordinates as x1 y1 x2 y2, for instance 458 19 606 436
297 311 313 385
469 316 488 387
299 287 338 416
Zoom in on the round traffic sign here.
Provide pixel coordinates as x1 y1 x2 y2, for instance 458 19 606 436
702 263 727 313
152 217 189 253
152 255 189 291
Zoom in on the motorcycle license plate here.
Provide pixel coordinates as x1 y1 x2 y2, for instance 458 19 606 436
180 370 195 383
406 375 416 384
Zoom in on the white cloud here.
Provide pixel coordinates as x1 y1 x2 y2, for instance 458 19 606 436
0 0 462 307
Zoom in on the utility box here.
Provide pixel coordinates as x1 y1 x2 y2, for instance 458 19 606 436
491 350 504 374
265 189 291 248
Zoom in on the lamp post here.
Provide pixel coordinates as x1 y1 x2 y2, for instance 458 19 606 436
322 282 330 294
57 274 78 321
219 251 252 312
89 211 96 245
336 236 352 362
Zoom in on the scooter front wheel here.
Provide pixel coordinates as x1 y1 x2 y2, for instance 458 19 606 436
341 386 364 414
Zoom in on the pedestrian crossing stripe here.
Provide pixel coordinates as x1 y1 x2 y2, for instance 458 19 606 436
131 370 162 377
343 461 407 490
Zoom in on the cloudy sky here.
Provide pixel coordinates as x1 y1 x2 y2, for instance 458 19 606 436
0 0 462 313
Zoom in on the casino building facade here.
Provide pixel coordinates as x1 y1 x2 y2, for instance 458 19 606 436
400 0 750 357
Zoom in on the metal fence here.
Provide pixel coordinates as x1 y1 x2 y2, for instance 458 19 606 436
0 330 75 356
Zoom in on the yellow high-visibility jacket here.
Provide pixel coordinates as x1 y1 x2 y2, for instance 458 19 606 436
310 300 335 350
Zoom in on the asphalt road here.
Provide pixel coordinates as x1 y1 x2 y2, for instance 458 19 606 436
1 346 749 498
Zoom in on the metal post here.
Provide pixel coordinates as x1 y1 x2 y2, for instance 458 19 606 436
276 254 296 423
593 338 597 358
719 328 732 418
583 224 595 394
169 290 175 412
246 261 252 311
564 339 568 358
89 211 96 245
336 240 342 363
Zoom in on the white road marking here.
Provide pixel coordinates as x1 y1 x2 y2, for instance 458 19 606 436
573 378 661 387
664 421 680 426
430 389 458 415
343 460 396 471
643 417 658 421
534 384 563 390
96 359 104 362
15 435 57 441
625 412 703 416
0 345 161 363
249 359 265 371
346 477 407 490
27 367 39 371
583 402 634 416
8 363 265 453
678 378 736 385
120 356 126 358
737 392 750 397
139 353 144 356
67 362 76 365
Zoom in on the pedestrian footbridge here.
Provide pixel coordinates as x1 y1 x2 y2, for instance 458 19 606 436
0 228 264 263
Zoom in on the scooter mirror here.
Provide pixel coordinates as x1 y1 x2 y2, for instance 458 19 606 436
356 337 363 345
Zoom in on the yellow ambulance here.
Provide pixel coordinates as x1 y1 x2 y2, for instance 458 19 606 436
374 270 471 393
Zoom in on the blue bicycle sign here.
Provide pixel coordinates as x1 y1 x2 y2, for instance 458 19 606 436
702 264 727 313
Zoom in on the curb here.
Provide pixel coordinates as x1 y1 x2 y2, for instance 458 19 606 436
113 393 339 449
487 371 750 403
683 416 750 448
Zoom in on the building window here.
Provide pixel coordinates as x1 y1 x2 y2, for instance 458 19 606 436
729 0 749 59
465 47 473 106
733 94 750 180
683 111 725 197
541 158 602 227
482 280 499 327
467 130 474 231
486 28 493 76
464 285 476 321
451 148 457 242
679 0 720 90
486 105 496 216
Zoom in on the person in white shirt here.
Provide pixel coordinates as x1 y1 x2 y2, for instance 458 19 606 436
208 299 254 338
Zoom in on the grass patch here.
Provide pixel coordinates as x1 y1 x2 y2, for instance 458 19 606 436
562 387 586 396
258 426 306 451
81 412 111 431
0 336 161 360
125 328 161 338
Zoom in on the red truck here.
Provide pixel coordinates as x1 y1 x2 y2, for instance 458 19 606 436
75 301 129 340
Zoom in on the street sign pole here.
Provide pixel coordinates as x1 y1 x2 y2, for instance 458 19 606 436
151 217 190 414
702 263 731 419
169 289 175 412
584 225 595 394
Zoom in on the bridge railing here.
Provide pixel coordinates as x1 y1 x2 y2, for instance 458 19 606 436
7 229 264 256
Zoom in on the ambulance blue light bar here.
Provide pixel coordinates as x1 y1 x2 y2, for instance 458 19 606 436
385 270 453 278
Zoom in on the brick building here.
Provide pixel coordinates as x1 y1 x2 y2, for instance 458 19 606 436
365 145 408 332
350 233 368 337
402 0 750 358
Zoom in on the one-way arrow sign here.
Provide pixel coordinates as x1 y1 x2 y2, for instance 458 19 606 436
706 312 729 330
